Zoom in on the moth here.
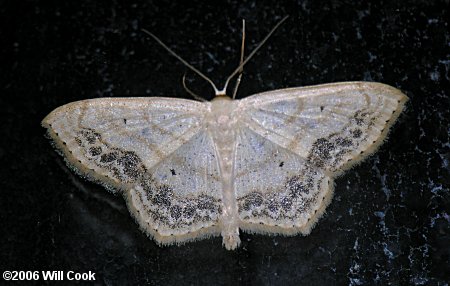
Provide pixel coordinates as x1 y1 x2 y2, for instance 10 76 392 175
42 17 407 250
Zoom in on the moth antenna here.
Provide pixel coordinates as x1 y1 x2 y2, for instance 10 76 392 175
142 29 221 96
143 16 288 98
221 15 289 95
232 19 246 100
182 73 207 102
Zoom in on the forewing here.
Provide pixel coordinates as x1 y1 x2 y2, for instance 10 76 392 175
235 82 407 234
43 98 222 244
238 82 407 172
42 97 205 188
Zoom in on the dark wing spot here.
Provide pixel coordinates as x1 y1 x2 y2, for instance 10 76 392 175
308 138 335 167
183 205 196 218
243 192 263 211
197 195 215 211
118 151 143 179
88 146 102 156
170 169 177 176
320 106 324 112
170 205 182 220
152 186 172 207
314 138 334 160
100 152 118 163
267 200 279 213
75 137 83 146
279 161 284 167
335 137 353 147
352 129 363 138
353 111 368 126
286 176 310 197
281 196 293 210
118 151 141 168
81 129 101 144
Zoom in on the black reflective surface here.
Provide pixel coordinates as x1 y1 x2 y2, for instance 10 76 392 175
1 0 449 285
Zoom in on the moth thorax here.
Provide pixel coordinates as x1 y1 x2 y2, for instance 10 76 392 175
210 96 237 126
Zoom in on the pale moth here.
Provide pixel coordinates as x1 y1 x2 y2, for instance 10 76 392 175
42 17 408 250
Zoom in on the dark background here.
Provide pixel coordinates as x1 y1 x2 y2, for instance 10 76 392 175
1 0 449 285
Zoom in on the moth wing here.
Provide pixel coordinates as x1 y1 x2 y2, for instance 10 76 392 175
234 82 407 234
43 98 223 245
238 82 407 172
